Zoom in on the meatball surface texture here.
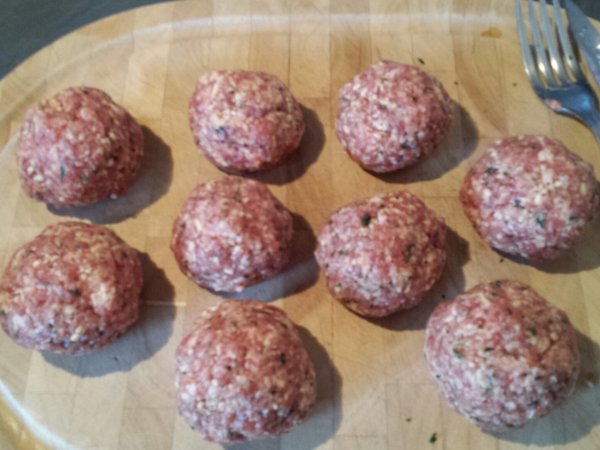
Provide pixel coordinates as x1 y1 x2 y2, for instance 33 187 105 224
189 70 305 173
175 300 317 443
0 221 143 354
316 190 446 317
171 176 293 292
17 86 144 208
460 135 600 260
425 280 580 431
336 60 453 172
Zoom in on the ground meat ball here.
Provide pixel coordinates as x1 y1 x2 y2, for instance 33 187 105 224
17 86 144 209
460 135 600 260
424 280 580 432
171 176 293 292
0 222 143 355
336 60 453 173
175 300 316 443
189 70 305 173
315 191 446 317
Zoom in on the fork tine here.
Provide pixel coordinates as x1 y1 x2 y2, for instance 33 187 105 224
553 0 584 80
539 0 570 82
527 0 557 86
516 0 544 89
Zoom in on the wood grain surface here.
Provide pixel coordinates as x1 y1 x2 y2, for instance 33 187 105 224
1 1 599 449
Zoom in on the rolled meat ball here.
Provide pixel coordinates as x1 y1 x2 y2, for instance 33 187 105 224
171 176 293 292
175 300 317 443
17 86 144 208
336 60 453 173
460 135 600 260
315 190 446 317
189 70 305 173
424 280 580 431
0 221 143 354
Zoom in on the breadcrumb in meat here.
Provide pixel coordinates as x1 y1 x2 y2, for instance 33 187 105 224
171 176 293 292
175 300 316 443
17 86 144 208
424 280 580 431
0 221 143 355
315 190 446 317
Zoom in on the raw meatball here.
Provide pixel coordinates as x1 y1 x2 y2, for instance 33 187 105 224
171 176 293 292
17 86 144 208
424 280 580 432
0 222 143 354
315 190 446 317
189 70 305 173
460 135 600 260
175 300 317 443
336 60 453 173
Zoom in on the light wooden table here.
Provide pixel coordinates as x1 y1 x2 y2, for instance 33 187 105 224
1 1 599 449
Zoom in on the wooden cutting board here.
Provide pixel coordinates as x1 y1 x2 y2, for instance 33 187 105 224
1 1 599 449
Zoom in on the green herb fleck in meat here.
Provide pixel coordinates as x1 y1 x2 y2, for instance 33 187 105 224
81 173 89 185
453 347 464 359
280 352 287 364
513 198 523 208
528 326 538 336
361 213 371 227
239 103 246 109
60 165 66 182
485 167 498 175
536 212 546 228
69 288 81 297
484 347 494 352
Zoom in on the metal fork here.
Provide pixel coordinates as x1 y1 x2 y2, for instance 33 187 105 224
516 0 600 144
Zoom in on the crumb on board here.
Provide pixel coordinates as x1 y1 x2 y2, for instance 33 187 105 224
429 432 438 444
